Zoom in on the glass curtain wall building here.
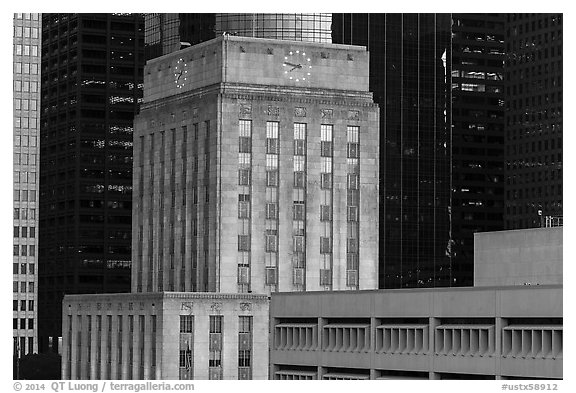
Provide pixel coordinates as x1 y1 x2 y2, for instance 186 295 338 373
504 14 562 229
144 13 332 61
38 13 144 352
13 12 42 357
450 14 505 286
333 14 453 289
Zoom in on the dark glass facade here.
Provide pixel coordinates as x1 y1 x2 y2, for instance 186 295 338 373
144 13 215 60
333 14 453 288
450 14 505 286
38 13 144 352
504 14 562 229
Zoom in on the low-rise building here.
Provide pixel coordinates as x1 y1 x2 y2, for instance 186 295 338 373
62 292 269 380
269 285 562 380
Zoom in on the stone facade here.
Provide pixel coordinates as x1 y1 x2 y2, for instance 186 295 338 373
132 35 379 294
62 293 269 380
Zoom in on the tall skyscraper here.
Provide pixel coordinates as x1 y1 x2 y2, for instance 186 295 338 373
132 36 379 294
504 13 562 229
144 13 332 61
13 12 42 356
38 13 144 352
450 14 505 286
144 13 216 60
332 14 453 288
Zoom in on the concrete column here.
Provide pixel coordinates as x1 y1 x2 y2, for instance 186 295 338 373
496 317 507 379
428 316 439 379
89 316 97 380
69 312 78 379
121 314 129 380
61 311 70 379
110 314 118 380
143 314 152 380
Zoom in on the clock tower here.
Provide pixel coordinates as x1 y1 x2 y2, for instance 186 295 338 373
135 35 379 294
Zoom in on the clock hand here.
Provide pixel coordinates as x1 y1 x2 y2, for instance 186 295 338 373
289 64 303 72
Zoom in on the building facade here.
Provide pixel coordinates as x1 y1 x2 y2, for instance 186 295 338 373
64 35 379 380
504 14 562 229
474 227 562 287
38 13 144 352
13 12 42 356
62 293 269 380
450 14 506 286
332 14 453 289
270 285 562 380
132 35 379 294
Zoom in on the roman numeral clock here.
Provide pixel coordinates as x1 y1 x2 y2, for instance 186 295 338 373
282 50 312 83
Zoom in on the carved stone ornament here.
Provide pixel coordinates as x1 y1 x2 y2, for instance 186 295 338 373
181 302 194 314
240 104 252 117
192 107 199 119
96 303 102 311
210 302 223 313
348 110 360 121
321 109 333 119
294 107 307 117
239 302 252 311
267 105 280 117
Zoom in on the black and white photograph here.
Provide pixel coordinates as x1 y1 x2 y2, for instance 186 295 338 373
7 6 567 389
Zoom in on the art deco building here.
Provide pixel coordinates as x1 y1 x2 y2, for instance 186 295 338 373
62 35 379 380
13 12 42 356
332 14 453 288
38 13 144 352
450 14 506 286
504 14 563 229
132 35 379 293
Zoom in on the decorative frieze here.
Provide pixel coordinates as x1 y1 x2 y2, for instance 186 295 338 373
294 107 307 117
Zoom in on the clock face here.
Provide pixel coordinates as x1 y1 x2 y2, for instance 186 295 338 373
174 58 188 89
283 50 312 83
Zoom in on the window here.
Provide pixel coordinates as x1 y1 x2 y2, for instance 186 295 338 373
180 315 194 333
239 136 251 153
348 206 358 222
347 142 359 158
266 170 278 187
294 171 305 188
238 235 250 251
209 316 222 334
265 203 277 219
14 226 19 238
266 138 279 154
321 141 333 157
294 139 306 156
293 202 305 220
320 205 332 221
348 173 359 190
293 155 305 172
321 173 332 189
293 236 305 252
238 194 250 218
265 232 278 253
21 227 27 238
320 237 332 254
238 169 251 186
